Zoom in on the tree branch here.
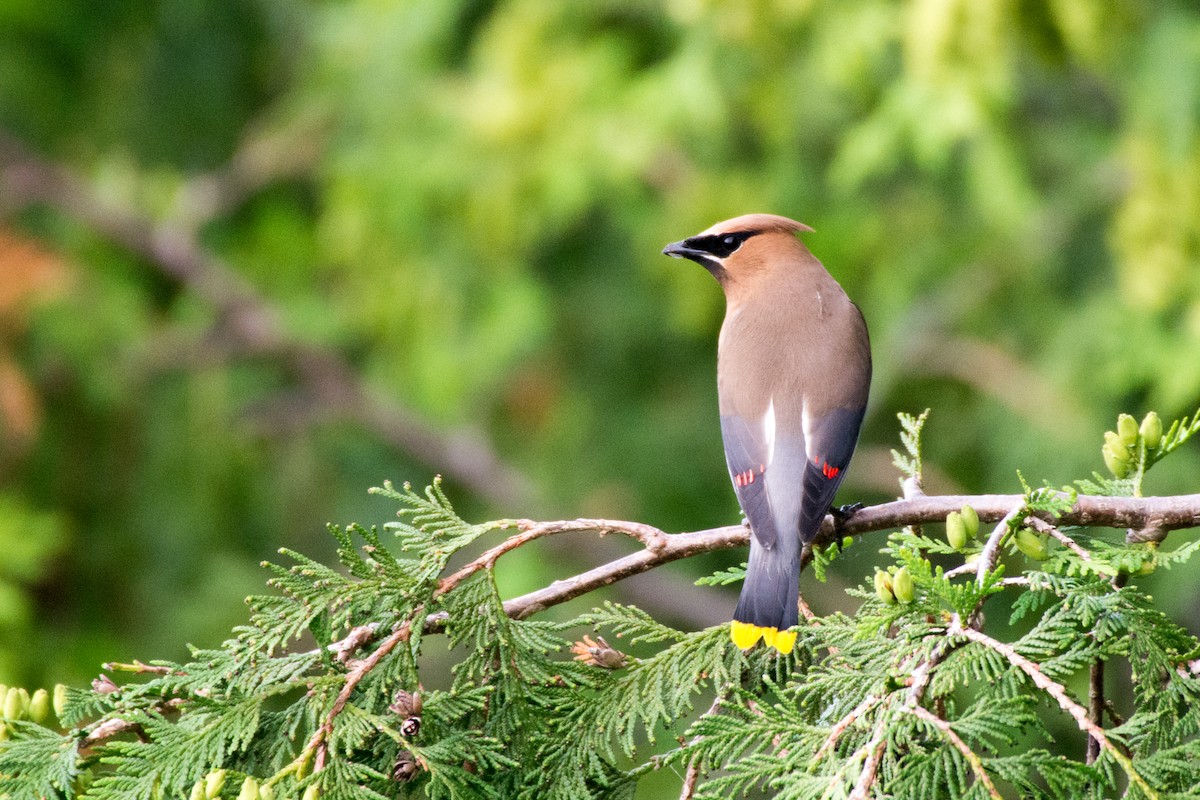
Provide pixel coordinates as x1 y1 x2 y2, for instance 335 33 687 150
304 615 416 773
813 694 882 765
1028 516 1092 561
1087 659 1104 766
848 709 890 800
956 625 1156 799
0 132 531 507
419 492 1200 634
434 518 668 599
677 693 726 800
907 705 1003 800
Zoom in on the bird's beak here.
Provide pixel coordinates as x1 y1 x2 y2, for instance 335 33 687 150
662 240 706 260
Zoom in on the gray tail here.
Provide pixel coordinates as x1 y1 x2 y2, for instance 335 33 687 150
733 540 800 631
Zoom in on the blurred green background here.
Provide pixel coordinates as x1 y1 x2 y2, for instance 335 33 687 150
1 0 1199 698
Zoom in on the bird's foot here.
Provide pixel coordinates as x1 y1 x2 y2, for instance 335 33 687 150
832 502 864 524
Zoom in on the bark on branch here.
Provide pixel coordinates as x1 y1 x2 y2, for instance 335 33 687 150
420 492 1200 634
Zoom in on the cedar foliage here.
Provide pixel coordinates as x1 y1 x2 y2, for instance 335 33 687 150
2 409 1200 799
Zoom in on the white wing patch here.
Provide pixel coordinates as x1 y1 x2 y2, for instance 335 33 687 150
764 397 776 465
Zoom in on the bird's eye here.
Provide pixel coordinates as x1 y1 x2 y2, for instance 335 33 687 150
723 235 737 248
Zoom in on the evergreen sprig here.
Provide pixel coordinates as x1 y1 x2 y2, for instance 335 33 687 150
890 409 930 482
3 413 1200 799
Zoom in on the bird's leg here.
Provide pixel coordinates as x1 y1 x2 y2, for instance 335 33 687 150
817 504 864 553
830 503 864 547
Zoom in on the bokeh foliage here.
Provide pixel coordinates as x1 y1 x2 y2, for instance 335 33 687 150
1 0 1198 722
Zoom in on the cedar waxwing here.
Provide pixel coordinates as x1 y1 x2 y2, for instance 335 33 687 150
663 214 871 654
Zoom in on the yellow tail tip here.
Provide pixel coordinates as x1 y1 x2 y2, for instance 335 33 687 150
730 621 764 649
730 622 797 654
773 629 797 653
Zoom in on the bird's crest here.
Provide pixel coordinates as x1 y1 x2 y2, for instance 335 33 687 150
697 213 813 238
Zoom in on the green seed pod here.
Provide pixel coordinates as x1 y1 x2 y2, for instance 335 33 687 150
53 684 68 720
1103 431 1131 461
946 511 969 549
189 781 207 800
259 784 276 800
0 722 8 741
1140 412 1163 450
236 777 258 800
892 567 915 603
874 570 896 605
29 688 50 724
1103 444 1131 478
205 770 228 800
4 687 25 720
1014 528 1049 560
960 505 980 538
302 786 321 800
1117 414 1140 447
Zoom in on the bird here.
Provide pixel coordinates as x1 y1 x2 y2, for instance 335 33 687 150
663 213 871 654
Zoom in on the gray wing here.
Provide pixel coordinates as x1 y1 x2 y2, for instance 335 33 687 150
720 412 778 549
799 406 866 543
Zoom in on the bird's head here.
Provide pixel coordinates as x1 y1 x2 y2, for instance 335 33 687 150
662 213 814 289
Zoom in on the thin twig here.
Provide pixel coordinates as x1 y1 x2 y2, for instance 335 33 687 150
435 518 668 598
677 693 726 800
1086 572 1128 764
823 492 1200 547
908 705 1003 800
1087 659 1103 765
906 637 957 708
101 660 176 675
976 502 1026 588
82 718 145 749
813 695 881 765
1028 517 1092 561
957 626 1157 799
901 476 925 500
422 524 749 632
332 625 378 664
847 710 890 800
304 616 416 773
678 757 702 800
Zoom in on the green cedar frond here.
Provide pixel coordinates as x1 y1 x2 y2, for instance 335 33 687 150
577 601 691 646
311 758 394 800
1147 406 1200 463
809 536 855 582
529 623 740 796
695 562 747 586
0 723 79 799
5 405 1200 800
1075 472 1138 497
59 685 117 728
986 751 1098 799
890 409 930 481
1025 484 1077 516
373 478 495 578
